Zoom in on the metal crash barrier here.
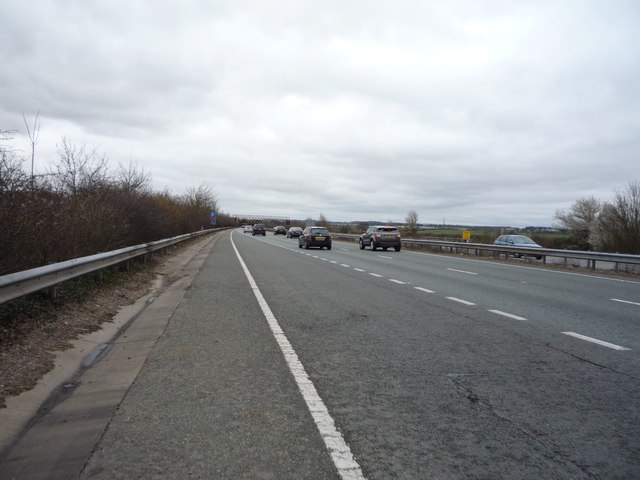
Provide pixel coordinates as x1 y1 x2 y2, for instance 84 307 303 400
0 229 224 304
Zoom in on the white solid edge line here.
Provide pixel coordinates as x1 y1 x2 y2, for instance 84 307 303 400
562 332 631 351
488 310 528 321
230 233 366 480
446 296 476 306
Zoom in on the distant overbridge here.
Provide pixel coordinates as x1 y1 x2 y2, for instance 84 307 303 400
232 214 291 225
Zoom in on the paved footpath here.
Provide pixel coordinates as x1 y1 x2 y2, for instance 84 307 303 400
0 232 339 480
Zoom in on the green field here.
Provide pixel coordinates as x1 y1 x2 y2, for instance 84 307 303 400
414 228 569 248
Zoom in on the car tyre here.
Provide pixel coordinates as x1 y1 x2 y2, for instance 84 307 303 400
395 246 401 252
359 239 365 250
305 243 310 249
371 240 377 251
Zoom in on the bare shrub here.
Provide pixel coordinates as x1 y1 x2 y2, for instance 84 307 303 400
0 136 227 275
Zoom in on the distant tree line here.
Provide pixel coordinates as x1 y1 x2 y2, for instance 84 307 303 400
554 181 640 254
0 133 232 276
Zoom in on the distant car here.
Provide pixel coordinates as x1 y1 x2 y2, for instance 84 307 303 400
287 226 303 238
252 224 266 236
273 226 287 235
494 235 543 259
243 225 253 233
359 226 401 251
299 226 332 250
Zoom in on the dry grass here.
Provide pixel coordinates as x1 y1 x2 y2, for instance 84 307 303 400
0 261 158 409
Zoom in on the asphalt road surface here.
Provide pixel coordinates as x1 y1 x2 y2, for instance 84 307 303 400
2 229 639 479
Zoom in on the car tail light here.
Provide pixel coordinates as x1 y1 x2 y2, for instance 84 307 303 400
375 233 381 238
397 234 401 238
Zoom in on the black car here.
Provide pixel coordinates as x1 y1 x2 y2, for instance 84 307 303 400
287 226 303 238
359 225 401 251
273 226 287 235
298 226 332 250
252 224 266 236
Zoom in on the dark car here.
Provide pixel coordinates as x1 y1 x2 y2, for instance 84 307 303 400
359 226 401 251
252 224 266 236
298 226 332 250
494 234 543 259
273 226 287 235
286 226 303 238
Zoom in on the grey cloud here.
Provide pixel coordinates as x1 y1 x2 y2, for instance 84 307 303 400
1 0 639 226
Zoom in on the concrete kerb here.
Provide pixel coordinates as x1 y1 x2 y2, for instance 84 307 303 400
0 232 220 455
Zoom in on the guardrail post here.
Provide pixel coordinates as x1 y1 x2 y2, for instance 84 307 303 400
47 285 57 301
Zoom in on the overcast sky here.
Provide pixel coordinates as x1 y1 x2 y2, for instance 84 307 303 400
1 1 639 226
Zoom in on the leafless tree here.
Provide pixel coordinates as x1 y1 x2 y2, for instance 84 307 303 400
405 210 419 236
116 159 151 193
23 112 41 189
1 129 17 182
184 183 218 211
183 183 220 230
592 181 640 254
554 196 601 250
52 137 110 195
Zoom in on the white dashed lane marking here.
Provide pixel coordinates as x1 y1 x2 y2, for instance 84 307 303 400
446 297 476 306
414 287 435 294
611 298 640 306
447 268 478 275
263 238 633 355
488 310 528 321
562 332 630 351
